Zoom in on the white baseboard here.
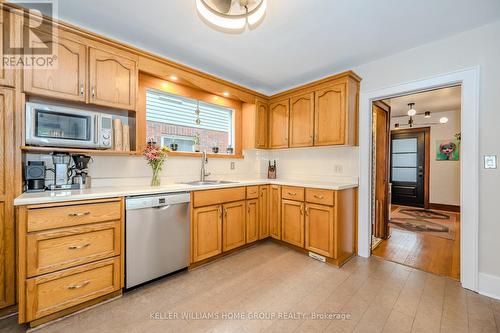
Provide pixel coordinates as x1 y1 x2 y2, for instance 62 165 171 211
478 272 500 300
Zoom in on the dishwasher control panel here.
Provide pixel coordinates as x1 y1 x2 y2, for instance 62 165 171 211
126 192 190 210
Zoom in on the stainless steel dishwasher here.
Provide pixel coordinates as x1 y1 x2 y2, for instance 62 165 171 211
125 192 190 289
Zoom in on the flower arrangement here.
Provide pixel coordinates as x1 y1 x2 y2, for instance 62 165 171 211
143 144 170 186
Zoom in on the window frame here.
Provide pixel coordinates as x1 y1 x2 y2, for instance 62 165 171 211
138 73 243 159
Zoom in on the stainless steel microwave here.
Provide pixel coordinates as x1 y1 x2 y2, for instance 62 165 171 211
25 102 113 149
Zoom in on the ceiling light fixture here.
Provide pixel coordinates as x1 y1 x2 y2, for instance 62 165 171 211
394 103 448 129
196 0 267 31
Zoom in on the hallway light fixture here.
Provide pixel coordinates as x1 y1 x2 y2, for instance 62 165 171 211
394 103 449 128
196 0 267 31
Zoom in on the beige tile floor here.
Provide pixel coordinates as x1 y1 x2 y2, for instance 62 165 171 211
1 241 499 333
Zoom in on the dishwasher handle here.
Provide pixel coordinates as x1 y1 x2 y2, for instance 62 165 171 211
126 192 190 210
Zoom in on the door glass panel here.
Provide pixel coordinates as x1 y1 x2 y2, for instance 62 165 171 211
392 153 417 167
36 110 90 141
392 138 417 153
392 167 417 182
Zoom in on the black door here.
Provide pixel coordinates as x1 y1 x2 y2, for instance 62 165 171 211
390 129 426 207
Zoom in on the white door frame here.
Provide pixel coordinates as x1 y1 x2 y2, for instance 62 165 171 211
358 67 480 291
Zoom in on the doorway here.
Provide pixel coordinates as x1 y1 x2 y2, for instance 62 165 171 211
370 86 462 280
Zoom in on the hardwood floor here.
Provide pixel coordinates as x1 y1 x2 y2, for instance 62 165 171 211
0 241 497 333
372 207 460 280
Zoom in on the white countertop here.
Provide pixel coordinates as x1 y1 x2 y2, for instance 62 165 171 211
14 179 358 206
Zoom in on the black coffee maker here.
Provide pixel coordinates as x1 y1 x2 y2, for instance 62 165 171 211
25 161 46 192
70 155 92 189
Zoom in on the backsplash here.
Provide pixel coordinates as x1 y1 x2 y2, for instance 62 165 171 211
25 146 359 188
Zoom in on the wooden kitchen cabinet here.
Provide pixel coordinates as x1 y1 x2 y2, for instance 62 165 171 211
289 92 314 147
89 46 137 110
192 204 223 262
24 30 87 102
314 83 346 146
246 199 259 243
281 199 305 248
269 185 281 240
258 185 270 239
305 203 335 258
222 201 246 251
0 12 16 87
0 88 15 310
255 101 269 148
269 99 289 148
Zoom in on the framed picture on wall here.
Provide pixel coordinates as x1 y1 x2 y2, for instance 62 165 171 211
436 139 460 161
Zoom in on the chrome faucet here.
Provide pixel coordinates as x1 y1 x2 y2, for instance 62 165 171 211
200 151 211 182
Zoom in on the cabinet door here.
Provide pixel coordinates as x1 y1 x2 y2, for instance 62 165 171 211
223 201 246 252
258 186 269 239
269 100 289 148
305 203 335 258
289 93 314 147
88 47 137 110
0 88 14 309
255 101 268 148
192 205 222 262
24 30 86 102
314 83 346 146
0 14 15 87
246 199 259 243
269 185 281 240
281 200 304 248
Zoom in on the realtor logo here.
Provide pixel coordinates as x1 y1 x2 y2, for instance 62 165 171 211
2 0 59 68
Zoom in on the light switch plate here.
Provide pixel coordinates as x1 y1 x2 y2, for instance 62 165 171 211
484 155 497 169
230 162 235 170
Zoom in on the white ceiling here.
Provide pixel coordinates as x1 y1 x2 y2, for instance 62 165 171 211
385 86 462 118
54 0 500 95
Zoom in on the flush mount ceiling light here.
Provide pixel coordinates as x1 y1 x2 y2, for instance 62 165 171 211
196 0 267 31
394 103 448 128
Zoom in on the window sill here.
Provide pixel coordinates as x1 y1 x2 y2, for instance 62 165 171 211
167 151 244 159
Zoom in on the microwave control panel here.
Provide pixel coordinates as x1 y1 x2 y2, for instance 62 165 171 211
100 116 113 148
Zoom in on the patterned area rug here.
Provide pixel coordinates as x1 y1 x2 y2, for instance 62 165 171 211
390 207 457 240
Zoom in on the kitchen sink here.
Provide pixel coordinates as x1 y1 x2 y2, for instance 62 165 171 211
182 180 239 186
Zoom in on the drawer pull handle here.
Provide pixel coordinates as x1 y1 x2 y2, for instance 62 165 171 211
288 192 297 196
314 195 324 199
67 281 90 290
68 212 90 217
68 243 91 250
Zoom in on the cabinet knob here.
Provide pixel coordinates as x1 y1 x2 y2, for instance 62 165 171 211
80 84 84 96
91 87 96 98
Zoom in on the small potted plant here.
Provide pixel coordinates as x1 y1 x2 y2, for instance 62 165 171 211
193 132 201 152
212 140 219 154
169 138 178 151
226 145 234 155
143 143 170 186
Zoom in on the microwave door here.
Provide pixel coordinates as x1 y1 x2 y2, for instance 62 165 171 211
28 109 97 148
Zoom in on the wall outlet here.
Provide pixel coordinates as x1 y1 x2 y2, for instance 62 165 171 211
230 162 235 170
334 165 344 173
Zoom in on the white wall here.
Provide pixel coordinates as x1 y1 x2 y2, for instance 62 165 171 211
353 20 500 283
390 110 461 206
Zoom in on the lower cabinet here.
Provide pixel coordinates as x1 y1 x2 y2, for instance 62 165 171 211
258 186 270 239
269 185 281 239
222 201 246 251
281 199 305 247
246 199 259 243
305 203 335 258
192 205 223 262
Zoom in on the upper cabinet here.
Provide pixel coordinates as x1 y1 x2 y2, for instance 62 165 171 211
289 92 314 147
0 10 16 87
314 83 345 146
24 30 86 102
255 101 269 148
269 99 289 148
23 28 138 111
88 47 137 110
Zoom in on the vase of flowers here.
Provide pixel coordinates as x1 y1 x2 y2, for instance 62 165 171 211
143 144 170 186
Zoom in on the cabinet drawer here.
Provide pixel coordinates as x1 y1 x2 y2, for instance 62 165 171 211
26 221 121 277
25 257 121 321
246 186 259 199
306 188 335 206
193 187 246 208
281 186 305 201
27 200 122 232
